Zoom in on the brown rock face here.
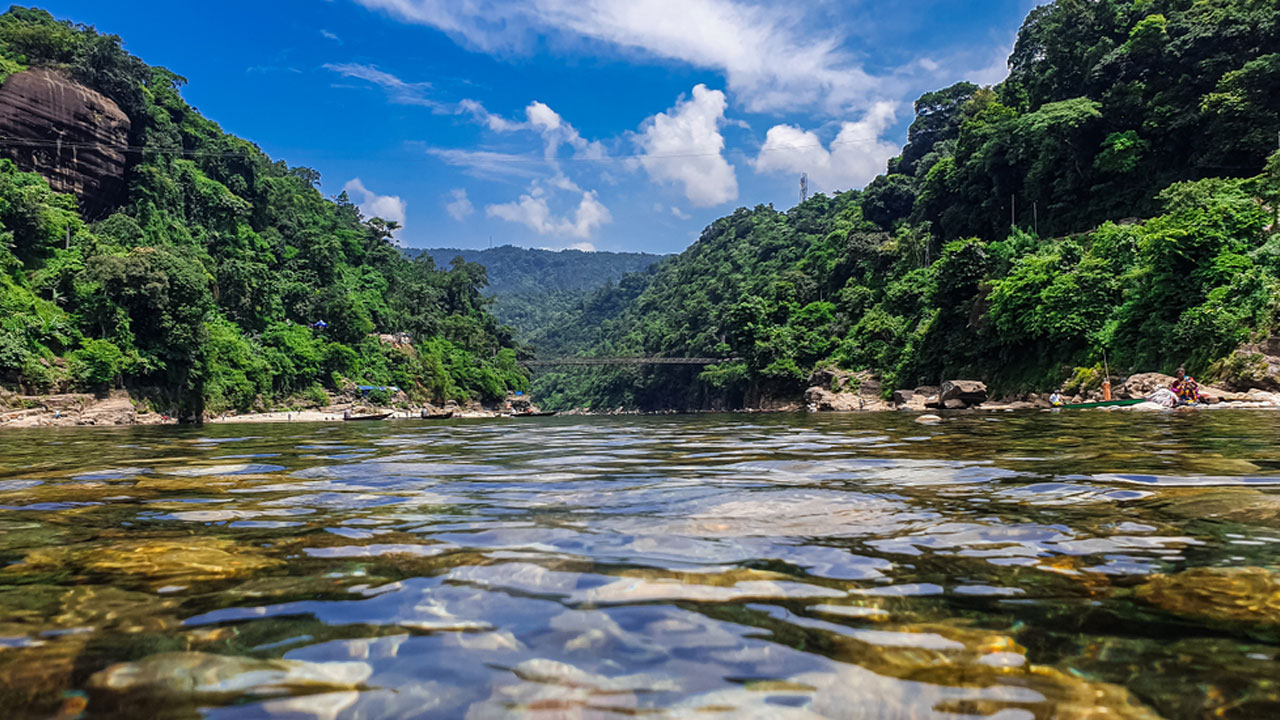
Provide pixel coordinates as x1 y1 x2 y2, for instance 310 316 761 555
0 69 130 213
803 369 893 412
928 380 988 409
1209 338 1280 392
1117 372 1176 399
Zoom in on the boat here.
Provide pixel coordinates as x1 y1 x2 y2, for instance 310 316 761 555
344 412 392 421
1060 398 1146 409
420 411 454 420
508 411 558 418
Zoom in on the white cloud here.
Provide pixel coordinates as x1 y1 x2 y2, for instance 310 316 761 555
350 0 883 114
426 147 543 181
320 29 342 43
486 183 612 239
457 98 524 132
344 178 407 229
445 188 474 221
634 84 737 208
567 241 596 252
323 63 440 107
459 98 606 163
754 101 899 192
671 206 691 220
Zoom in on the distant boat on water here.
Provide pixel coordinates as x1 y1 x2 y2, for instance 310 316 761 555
344 412 392 421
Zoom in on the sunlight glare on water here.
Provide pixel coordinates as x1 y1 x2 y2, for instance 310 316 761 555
2 411 1280 718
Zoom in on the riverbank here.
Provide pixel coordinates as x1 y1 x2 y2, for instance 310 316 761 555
0 389 526 429
0 390 173 429
5 375 1280 429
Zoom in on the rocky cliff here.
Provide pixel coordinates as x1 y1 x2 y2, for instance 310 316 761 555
0 68 129 213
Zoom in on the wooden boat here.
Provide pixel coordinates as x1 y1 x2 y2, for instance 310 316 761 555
1060 398 1146 409
344 412 392 421
420 411 454 420
508 411 558 417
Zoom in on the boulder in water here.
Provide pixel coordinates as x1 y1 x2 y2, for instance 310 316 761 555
1136 566 1280 626
6 538 282 586
88 651 371 700
1117 373 1176 399
938 380 988 407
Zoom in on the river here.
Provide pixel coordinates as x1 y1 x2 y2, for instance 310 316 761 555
2 411 1279 718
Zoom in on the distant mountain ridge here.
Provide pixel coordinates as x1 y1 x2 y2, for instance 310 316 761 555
407 245 663 341
410 245 662 297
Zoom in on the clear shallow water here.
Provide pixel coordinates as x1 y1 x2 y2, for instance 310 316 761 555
2 412 1280 718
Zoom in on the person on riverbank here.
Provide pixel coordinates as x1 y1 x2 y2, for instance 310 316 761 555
1049 391 1064 407
1171 367 1218 405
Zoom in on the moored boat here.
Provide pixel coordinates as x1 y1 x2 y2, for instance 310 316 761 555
344 412 393 421
1060 399 1146 409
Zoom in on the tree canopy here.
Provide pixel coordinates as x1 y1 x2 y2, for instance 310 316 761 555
0 7 527 418
529 0 1280 411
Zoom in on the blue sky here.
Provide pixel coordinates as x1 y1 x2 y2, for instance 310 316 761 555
40 0 1039 254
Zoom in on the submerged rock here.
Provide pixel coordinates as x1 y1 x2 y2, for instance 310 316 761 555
0 585 180 634
88 651 371 700
668 620 1163 720
1136 566 1280 626
1063 634 1280 720
1157 489 1280 527
0 586 180 715
6 538 282 586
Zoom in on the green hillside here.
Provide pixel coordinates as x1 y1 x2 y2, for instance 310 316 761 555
0 7 526 419
534 0 1280 411
410 245 661 343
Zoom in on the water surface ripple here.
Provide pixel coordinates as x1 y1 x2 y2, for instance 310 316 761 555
2 412 1280 718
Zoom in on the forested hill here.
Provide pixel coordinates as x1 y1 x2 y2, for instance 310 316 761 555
534 0 1280 411
414 246 660 297
409 246 661 342
0 7 527 419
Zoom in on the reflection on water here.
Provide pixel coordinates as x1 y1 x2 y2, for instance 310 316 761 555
2 411 1280 718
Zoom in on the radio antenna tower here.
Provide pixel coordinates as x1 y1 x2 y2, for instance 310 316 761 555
800 173 808 204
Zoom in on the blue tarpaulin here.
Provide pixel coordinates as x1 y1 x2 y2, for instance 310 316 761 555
356 385 401 394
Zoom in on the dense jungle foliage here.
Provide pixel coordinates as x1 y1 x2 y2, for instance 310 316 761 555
0 7 527 419
533 0 1280 411
410 245 660 341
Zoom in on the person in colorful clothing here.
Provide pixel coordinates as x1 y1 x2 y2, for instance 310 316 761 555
1171 367 1217 405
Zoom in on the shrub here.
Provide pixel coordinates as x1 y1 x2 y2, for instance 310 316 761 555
68 338 124 389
